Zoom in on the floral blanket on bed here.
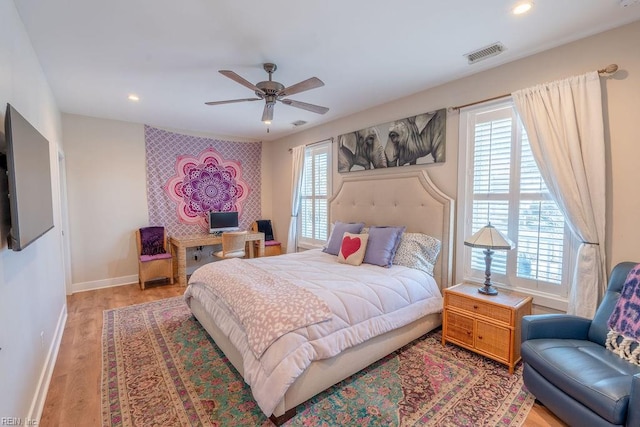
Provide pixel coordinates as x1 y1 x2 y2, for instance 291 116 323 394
606 263 640 366
188 258 332 358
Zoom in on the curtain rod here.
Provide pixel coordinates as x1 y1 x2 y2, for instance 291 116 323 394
448 63 619 112
288 137 334 152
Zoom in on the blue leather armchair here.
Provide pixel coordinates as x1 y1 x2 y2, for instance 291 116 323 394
521 262 640 427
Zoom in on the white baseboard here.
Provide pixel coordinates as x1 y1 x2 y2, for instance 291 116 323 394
71 274 138 293
28 303 67 423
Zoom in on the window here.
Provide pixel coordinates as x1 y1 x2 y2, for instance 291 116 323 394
298 141 332 248
458 101 573 300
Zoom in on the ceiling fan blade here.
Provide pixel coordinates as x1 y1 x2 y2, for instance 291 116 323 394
219 70 264 94
205 98 261 106
278 77 324 97
262 103 275 122
279 99 329 114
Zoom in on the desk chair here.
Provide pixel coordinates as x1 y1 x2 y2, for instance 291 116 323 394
136 226 173 290
214 231 248 259
251 220 282 256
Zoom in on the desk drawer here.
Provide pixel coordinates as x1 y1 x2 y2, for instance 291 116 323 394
447 294 511 324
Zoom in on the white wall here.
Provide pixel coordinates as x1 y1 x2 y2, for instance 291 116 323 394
266 21 640 286
62 116 267 291
0 0 66 421
62 115 148 291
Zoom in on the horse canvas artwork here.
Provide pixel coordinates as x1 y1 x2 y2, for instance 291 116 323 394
337 108 446 173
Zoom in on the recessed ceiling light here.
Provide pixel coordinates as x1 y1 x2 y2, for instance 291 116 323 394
128 94 140 102
513 1 533 15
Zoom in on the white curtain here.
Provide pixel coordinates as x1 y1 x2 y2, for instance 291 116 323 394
286 145 305 253
512 71 606 318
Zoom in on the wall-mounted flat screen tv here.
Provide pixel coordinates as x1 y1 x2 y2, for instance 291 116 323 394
1 104 54 251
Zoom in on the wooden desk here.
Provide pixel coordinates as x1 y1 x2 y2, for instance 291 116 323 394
169 231 265 286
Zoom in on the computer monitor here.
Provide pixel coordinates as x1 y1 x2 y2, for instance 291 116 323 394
208 211 240 234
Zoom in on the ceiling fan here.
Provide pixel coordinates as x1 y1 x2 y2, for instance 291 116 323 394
205 63 329 123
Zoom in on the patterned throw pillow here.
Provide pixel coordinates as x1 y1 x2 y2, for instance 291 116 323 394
606 264 640 366
337 232 369 266
393 233 441 276
140 226 167 256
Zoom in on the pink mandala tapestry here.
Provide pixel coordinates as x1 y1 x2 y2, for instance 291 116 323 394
145 126 261 236
165 148 249 231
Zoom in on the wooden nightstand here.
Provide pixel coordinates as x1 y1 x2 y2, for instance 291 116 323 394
442 283 532 374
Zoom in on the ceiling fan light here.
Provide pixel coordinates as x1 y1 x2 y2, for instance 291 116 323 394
263 120 272 125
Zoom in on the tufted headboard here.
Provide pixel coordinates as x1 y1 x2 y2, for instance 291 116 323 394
329 170 454 288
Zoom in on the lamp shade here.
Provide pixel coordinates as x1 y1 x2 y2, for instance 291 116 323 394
464 223 514 250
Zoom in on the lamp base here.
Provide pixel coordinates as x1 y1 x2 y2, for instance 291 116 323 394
478 285 498 295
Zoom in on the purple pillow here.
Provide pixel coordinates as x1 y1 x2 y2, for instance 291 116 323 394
323 221 365 255
363 226 406 267
140 226 167 256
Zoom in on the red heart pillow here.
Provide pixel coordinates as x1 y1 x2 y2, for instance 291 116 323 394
337 232 368 265
341 236 361 258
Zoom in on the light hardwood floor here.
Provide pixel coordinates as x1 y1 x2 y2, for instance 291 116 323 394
40 282 567 426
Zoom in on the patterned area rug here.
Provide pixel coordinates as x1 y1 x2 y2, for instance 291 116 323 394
102 297 534 426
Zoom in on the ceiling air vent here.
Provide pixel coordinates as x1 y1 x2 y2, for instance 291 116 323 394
292 120 307 127
465 42 505 64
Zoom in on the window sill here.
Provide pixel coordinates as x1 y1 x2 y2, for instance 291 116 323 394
461 279 568 312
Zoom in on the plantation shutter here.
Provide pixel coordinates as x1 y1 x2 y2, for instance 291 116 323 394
299 142 331 246
517 133 565 284
470 116 511 275
466 104 568 294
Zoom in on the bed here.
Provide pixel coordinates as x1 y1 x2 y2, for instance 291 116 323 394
184 170 454 424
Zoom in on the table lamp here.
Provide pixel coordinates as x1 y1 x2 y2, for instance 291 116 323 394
464 223 514 295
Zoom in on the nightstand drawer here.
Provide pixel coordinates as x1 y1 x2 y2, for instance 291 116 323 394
447 293 512 324
476 321 510 361
444 311 474 346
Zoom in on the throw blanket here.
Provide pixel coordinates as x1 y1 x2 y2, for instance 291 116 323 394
606 264 640 366
256 220 274 241
187 258 332 358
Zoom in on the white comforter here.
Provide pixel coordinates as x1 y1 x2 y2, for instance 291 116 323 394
184 249 442 416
